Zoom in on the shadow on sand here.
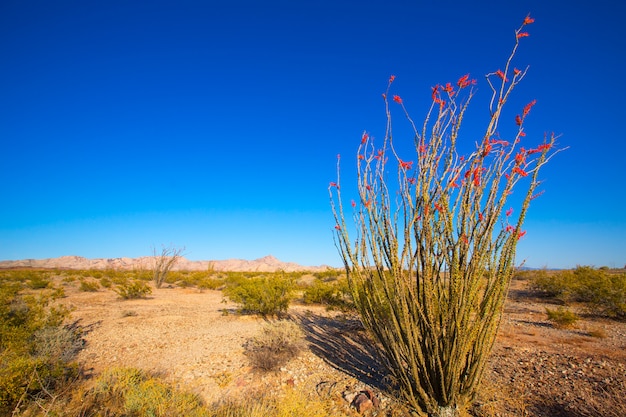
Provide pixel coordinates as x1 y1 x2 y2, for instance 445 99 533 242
295 312 390 391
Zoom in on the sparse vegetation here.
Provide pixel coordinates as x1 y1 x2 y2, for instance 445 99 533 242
79 279 100 292
244 320 305 372
530 266 626 319
545 306 579 328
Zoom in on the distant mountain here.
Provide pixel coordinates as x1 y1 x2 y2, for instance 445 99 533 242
0 255 332 272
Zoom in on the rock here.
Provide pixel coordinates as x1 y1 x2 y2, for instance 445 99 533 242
350 389 380 414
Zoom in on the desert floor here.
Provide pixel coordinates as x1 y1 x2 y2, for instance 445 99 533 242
61 277 626 416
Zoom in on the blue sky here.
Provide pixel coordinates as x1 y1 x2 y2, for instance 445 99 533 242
1 0 624 268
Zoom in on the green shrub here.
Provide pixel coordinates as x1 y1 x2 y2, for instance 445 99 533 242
545 306 579 328
0 281 80 415
532 266 626 319
68 367 211 417
302 277 353 310
25 271 51 289
114 280 152 299
244 320 304 372
79 279 100 292
100 276 112 288
224 274 295 316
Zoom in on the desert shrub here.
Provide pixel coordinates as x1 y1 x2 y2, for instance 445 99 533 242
152 245 185 288
302 277 353 311
66 366 347 417
114 280 152 299
211 386 347 417
0 283 80 415
329 16 559 416
224 274 295 316
545 306 579 328
61 367 210 417
99 276 112 288
532 266 626 319
244 320 305 372
587 328 607 338
79 279 100 292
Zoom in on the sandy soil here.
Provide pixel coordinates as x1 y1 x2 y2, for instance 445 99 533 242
60 278 626 416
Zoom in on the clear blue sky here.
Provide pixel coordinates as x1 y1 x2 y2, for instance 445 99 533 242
1 0 624 269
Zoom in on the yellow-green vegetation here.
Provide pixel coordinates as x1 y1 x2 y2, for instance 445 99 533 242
0 270 81 415
545 306 579 328
17 365 352 417
301 275 353 311
114 279 153 299
223 273 295 316
529 266 626 319
78 279 100 292
244 320 305 372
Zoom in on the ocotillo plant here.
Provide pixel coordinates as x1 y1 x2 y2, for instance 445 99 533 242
330 16 561 417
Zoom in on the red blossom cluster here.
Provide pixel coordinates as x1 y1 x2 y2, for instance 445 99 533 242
399 160 413 170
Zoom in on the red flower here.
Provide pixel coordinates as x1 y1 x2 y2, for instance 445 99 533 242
478 213 484 222
434 202 442 212
537 143 552 152
512 166 528 177
329 182 339 189
472 167 484 187
506 208 513 216
399 159 413 170
523 15 535 25
461 234 469 245
517 32 530 39
408 177 416 185
514 68 521 76
351 200 356 208
334 225 341 230
517 230 527 240
495 69 508 82
431 85 439 101
393 95 403 104
389 75 396 83
482 140 492 156
457 74 475 88
357 154 364 160
506 225 514 233
515 115 522 126
523 99 537 117
361 132 369 143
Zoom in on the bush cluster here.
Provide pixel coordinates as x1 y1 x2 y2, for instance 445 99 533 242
0 273 82 415
530 266 626 319
223 274 295 316
114 280 152 299
302 276 353 311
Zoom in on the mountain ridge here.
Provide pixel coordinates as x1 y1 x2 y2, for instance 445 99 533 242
0 255 333 272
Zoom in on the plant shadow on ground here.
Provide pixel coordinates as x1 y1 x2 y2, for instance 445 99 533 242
295 312 390 391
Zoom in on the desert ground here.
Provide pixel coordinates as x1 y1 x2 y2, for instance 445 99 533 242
57 276 626 416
